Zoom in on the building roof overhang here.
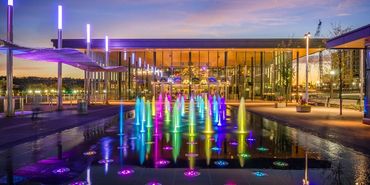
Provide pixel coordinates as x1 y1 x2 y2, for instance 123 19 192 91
326 24 370 49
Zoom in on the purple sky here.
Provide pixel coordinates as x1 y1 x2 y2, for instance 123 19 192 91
0 0 369 78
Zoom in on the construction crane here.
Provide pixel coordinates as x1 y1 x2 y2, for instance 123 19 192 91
315 20 323 88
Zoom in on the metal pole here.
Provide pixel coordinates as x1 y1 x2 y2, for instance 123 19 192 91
86 24 91 105
296 51 299 102
339 50 343 115
104 36 109 105
303 151 309 185
360 49 364 111
6 2 14 116
57 5 63 111
305 33 310 101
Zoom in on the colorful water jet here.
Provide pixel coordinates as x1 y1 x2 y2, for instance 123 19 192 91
146 100 153 128
118 102 124 135
188 97 196 136
237 97 247 134
203 101 214 134
152 96 156 116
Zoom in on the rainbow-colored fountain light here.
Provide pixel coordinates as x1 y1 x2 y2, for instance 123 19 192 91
188 97 196 136
181 95 185 117
135 97 141 126
152 96 156 116
237 97 247 134
146 100 153 128
164 96 171 122
203 101 214 134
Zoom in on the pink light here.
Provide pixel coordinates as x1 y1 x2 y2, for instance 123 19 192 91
139 57 142 67
184 169 200 177
124 51 127 60
8 0 13 6
117 169 135 176
86 24 91 43
58 5 62 30
52 167 70 175
163 146 173 151
145 181 162 185
155 159 170 167
105 36 109 52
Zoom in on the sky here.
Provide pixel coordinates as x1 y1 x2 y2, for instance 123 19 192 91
0 0 369 78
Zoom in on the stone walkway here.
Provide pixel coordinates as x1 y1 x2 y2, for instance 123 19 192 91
246 105 370 155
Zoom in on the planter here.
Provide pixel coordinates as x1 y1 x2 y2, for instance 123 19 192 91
275 102 287 108
296 105 311 113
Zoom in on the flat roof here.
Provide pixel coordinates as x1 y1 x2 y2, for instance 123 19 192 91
51 38 326 51
326 24 370 49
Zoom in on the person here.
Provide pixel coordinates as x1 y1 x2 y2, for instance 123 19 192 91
31 95 41 120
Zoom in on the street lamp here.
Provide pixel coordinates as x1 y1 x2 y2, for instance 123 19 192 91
57 5 63 111
330 70 335 98
304 32 311 102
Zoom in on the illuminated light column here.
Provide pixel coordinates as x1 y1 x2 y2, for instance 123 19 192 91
57 5 63 111
304 32 311 101
86 24 91 105
104 35 109 104
6 0 14 116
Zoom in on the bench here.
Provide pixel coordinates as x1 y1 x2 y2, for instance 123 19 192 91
309 97 329 107
328 98 361 110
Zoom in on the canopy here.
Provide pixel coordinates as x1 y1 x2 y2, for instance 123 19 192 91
0 39 126 72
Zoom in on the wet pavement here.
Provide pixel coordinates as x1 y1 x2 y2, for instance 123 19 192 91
0 105 368 185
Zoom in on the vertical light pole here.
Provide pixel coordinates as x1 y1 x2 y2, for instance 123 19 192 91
302 151 309 185
6 0 14 117
104 35 109 104
304 32 311 102
57 5 63 111
86 24 91 105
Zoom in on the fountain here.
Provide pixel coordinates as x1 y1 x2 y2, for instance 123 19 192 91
146 100 153 128
158 94 163 119
181 95 185 117
135 97 141 126
203 101 214 134
237 97 247 134
188 97 196 136
164 97 171 123
118 102 124 136
152 96 156 116
172 99 181 133
213 95 219 124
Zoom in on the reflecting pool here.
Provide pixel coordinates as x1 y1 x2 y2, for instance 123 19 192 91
0 96 369 185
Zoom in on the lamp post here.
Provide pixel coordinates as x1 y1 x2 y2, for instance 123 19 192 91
302 151 309 185
6 0 14 117
104 35 109 104
304 32 311 102
330 70 335 98
86 24 91 105
57 5 63 111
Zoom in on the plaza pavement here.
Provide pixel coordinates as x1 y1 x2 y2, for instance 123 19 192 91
245 104 370 156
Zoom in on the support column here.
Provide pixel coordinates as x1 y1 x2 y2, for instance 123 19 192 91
153 51 157 97
296 51 299 102
6 2 14 116
339 50 343 115
188 51 192 98
128 56 131 99
251 56 255 101
360 49 364 111
224 51 227 99
118 52 122 100
104 36 109 105
363 46 370 124
260 51 264 100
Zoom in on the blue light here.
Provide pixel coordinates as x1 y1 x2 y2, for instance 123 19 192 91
252 171 267 177
214 160 229 167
